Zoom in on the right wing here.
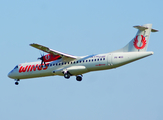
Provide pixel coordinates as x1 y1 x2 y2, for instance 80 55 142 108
30 43 77 60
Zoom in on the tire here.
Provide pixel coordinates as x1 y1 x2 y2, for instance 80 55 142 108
76 76 82 81
64 73 70 79
15 82 19 85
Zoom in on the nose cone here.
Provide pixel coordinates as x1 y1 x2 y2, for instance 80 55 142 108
8 71 14 79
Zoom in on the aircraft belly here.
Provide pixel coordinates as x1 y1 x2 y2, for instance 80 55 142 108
68 66 88 75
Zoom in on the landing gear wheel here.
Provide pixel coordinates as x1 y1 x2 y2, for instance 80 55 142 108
76 76 82 81
15 82 19 85
14 79 20 85
64 73 70 79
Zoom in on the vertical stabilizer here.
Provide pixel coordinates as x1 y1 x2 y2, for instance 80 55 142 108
113 24 158 52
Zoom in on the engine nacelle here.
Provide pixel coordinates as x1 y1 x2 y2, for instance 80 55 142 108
43 54 61 62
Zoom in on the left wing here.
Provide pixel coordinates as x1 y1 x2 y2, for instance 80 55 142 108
30 43 77 59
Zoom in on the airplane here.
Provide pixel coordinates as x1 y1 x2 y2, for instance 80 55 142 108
8 24 158 85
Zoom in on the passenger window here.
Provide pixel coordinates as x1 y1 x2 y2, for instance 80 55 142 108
86 60 88 62
92 59 93 61
77 61 78 63
83 60 84 63
103 58 105 60
89 60 91 62
100 58 102 61
97 59 99 61
95 59 96 61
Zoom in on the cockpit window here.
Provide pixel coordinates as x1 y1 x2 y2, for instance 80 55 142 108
14 65 18 69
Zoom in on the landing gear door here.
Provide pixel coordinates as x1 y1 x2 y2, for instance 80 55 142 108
107 53 112 66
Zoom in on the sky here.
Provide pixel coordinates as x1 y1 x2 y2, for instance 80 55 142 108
0 0 163 120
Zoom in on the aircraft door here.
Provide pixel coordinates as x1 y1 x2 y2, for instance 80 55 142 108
107 53 112 66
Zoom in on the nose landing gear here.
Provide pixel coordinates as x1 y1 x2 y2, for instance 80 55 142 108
15 79 20 85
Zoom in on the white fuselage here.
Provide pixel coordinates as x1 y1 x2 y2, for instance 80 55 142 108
8 51 153 80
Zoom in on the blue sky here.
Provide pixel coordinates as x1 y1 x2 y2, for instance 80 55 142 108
1 0 163 120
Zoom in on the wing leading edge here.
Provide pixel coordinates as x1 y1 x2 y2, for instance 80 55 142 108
30 43 77 59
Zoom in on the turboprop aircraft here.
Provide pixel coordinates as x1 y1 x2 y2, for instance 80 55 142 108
8 24 158 85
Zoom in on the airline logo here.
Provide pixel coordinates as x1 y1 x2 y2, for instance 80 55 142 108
19 64 49 73
133 35 147 49
96 64 105 66
45 55 50 60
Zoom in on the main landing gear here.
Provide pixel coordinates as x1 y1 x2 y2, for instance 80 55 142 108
63 72 83 81
64 73 71 79
76 75 82 81
15 79 20 85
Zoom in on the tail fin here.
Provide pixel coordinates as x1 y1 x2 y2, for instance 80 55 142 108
113 24 158 52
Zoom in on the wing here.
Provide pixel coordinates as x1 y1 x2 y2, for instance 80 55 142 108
30 43 77 59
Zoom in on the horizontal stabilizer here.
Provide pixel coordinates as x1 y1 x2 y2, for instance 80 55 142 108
133 25 158 32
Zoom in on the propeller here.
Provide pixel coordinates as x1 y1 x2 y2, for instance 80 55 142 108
38 52 46 66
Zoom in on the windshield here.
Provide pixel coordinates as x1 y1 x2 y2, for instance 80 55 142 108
14 65 18 69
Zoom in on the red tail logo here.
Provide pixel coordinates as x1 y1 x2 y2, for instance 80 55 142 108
133 35 146 49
